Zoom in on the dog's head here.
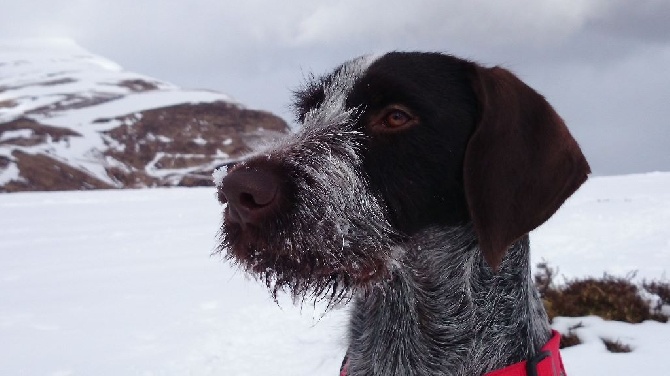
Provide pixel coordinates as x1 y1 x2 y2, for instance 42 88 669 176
216 52 590 300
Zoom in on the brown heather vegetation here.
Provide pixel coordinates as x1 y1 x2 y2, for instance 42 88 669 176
534 262 669 352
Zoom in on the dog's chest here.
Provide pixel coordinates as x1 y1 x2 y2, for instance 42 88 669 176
345 230 548 376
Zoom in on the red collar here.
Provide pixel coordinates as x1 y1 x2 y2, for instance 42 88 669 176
485 330 566 376
339 330 565 376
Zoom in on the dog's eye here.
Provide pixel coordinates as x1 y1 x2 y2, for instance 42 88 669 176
374 106 417 132
385 110 411 128
369 105 417 132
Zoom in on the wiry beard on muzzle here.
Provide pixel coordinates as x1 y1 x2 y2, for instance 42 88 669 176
216 109 401 307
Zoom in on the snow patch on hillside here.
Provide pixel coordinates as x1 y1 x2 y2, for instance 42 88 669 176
0 161 21 184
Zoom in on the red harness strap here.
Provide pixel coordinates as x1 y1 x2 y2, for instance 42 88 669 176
485 330 566 376
339 330 565 376
339 356 349 376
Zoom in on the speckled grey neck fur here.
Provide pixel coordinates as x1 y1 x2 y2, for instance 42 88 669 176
346 226 551 376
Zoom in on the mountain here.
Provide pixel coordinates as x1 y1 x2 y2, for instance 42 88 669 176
0 38 288 192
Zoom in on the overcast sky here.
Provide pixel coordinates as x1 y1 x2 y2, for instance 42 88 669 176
2 0 669 175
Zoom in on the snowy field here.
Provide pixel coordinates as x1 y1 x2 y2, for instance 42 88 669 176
1 172 669 375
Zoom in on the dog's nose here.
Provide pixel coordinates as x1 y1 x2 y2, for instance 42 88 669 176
219 168 281 227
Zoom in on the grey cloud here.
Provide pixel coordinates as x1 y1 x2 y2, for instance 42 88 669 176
588 0 670 43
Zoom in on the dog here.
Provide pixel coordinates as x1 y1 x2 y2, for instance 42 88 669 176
215 52 590 375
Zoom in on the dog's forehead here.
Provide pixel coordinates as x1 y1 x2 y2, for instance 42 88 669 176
294 52 472 122
296 55 378 117
290 54 380 130
322 55 379 108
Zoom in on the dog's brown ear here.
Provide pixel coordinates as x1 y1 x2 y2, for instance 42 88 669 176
464 65 590 271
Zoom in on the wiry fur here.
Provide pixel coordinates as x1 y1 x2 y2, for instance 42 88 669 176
216 51 587 375
219 56 400 303
347 226 551 375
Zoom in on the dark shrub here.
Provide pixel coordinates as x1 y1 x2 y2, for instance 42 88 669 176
602 338 632 353
535 263 668 323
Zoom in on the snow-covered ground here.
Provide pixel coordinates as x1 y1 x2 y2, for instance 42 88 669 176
1 172 669 375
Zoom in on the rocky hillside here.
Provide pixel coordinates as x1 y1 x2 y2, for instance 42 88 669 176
0 38 288 192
